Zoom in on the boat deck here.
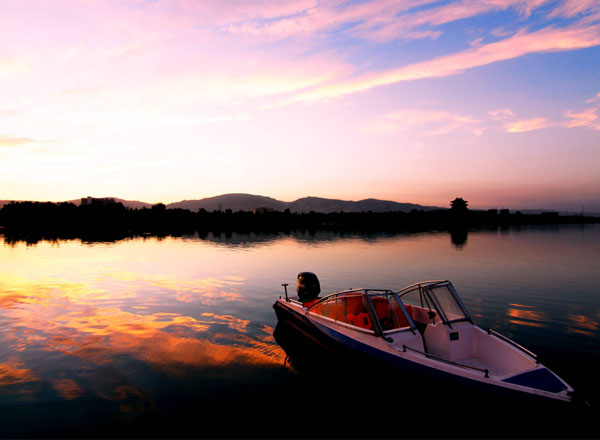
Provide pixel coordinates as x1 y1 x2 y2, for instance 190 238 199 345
457 356 496 375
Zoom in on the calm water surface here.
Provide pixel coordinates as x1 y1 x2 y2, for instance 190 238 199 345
0 225 599 437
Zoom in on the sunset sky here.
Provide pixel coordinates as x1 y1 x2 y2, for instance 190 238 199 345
1 0 599 211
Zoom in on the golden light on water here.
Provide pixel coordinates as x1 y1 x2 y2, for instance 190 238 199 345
0 360 37 387
507 304 547 328
0 240 286 411
566 312 599 336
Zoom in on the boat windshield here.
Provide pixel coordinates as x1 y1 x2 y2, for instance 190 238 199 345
424 283 469 323
397 281 470 325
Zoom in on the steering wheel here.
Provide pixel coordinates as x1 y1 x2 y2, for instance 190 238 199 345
379 317 394 330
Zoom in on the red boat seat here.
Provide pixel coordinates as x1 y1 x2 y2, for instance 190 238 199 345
345 295 364 314
372 297 397 330
344 295 372 329
347 312 372 330
303 299 319 308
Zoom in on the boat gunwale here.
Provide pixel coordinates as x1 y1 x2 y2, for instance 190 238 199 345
274 298 574 402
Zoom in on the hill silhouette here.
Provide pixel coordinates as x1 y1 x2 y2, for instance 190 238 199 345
167 193 437 213
168 194 286 212
2 194 436 213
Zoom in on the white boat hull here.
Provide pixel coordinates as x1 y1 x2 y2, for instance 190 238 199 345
274 297 574 403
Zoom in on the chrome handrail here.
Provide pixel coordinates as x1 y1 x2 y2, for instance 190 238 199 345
305 288 394 312
304 288 364 312
396 280 449 296
402 345 490 378
487 329 539 362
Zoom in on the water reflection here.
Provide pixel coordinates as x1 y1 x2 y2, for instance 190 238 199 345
0 267 285 417
450 228 468 249
1 226 599 436
566 309 599 336
506 303 547 328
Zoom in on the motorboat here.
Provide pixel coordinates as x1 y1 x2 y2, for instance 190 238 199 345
273 272 577 404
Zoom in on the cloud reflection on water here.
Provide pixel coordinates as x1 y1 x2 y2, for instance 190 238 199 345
0 270 285 412
566 311 599 336
0 359 37 387
1 229 599 430
506 303 547 328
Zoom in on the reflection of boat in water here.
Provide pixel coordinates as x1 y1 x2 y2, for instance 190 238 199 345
273 273 577 404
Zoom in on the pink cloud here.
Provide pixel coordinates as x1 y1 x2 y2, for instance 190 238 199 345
285 23 600 103
565 108 600 130
225 0 553 43
226 0 440 40
496 104 600 133
585 92 600 103
548 0 600 18
488 108 517 121
365 108 485 137
505 117 552 132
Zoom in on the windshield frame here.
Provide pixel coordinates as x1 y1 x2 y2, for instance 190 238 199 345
397 280 472 326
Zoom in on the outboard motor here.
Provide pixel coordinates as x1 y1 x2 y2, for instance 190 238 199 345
297 272 320 304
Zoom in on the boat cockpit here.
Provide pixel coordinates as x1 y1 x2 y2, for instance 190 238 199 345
305 288 419 337
301 280 540 379
302 280 470 338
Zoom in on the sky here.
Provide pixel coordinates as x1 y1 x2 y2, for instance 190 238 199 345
1 0 599 211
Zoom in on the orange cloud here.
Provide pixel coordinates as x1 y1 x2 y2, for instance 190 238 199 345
0 135 40 148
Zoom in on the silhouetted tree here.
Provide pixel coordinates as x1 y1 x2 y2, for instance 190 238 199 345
450 197 468 211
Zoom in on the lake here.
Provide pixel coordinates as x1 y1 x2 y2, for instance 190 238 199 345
0 225 599 438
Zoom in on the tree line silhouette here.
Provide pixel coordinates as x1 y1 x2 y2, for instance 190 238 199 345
0 198 597 242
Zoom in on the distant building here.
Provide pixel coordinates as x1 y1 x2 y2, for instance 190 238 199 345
81 197 116 206
499 209 510 216
487 209 498 215
253 207 274 214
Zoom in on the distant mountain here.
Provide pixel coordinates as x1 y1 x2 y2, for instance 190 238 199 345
168 194 287 212
166 193 437 213
287 196 431 213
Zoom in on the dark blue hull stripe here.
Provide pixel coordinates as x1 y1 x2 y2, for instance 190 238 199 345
502 367 567 393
